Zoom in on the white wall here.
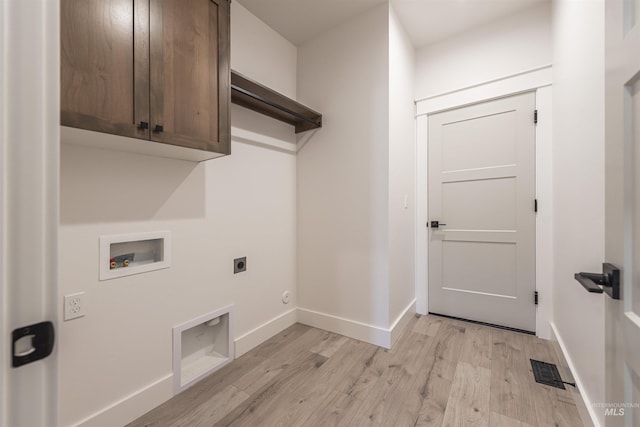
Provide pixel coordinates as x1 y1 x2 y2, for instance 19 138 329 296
296 4 416 346
296 4 391 330
231 2 297 98
58 4 299 426
415 2 552 99
388 5 416 325
551 1 605 425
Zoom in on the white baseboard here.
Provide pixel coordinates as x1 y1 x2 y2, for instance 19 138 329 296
298 302 415 349
297 308 391 348
390 300 417 346
549 322 599 427
234 308 298 357
74 374 173 427
73 309 297 427
71 305 414 427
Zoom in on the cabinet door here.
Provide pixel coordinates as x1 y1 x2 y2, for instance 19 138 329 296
149 0 230 154
61 0 149 140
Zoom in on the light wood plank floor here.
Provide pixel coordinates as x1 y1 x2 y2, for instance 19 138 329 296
128 315 583 427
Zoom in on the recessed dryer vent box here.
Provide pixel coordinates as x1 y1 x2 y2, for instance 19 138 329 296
99 231 171 280
173 305 234 394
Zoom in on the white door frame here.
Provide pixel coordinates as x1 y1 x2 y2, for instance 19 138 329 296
414 64 554 338
1 1 60 426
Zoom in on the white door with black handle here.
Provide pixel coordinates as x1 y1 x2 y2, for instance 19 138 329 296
428 92 537 332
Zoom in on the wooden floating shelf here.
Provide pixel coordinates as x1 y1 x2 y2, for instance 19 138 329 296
231 70 322 133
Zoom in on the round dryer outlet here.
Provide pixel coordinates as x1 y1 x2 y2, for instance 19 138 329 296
281 291 290 304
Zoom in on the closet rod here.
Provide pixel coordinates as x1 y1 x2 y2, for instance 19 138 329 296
231 85 322 128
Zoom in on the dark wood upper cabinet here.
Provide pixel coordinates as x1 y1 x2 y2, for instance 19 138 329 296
61 0 230 157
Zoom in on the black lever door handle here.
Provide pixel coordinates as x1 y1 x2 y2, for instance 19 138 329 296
574 263 621 300
574 273 604 293
430 221 447 228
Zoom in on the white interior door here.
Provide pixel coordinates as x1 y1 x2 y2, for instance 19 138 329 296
428 92 536 332
1 1 59 426
604 0 640 425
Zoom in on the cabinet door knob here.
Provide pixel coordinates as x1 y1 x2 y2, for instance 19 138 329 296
154 124 164 133
139 121 149 130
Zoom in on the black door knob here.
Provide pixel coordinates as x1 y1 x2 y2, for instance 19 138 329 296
139 121 149 130
574 263 620 299
154 124 164 133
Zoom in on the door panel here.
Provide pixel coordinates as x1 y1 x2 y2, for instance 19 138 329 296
442 241 517 297
150 0 230 153
428 92 536 332
61 0 147 139
441 111 517 171
605 0 640 424
442 177 517 230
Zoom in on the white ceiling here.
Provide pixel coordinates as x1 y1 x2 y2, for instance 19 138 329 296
393 0 548 47
237 0 548 48
237 0 386 46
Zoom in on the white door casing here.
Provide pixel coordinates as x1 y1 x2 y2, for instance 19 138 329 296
604 0 640 425
414 67 553 337
1 1 60 426
428 92 536 332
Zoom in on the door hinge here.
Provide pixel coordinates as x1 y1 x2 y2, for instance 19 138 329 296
534 110 538 124
534 291 539 305
534 199 538 212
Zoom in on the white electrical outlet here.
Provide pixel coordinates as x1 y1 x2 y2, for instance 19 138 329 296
64 292 86 321
282 291 290 304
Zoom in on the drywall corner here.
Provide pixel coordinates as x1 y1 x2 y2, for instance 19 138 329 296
389 299 416 347
388 4 416 326
297 308 392 348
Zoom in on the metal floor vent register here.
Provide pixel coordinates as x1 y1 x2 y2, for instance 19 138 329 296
530 359 573 390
